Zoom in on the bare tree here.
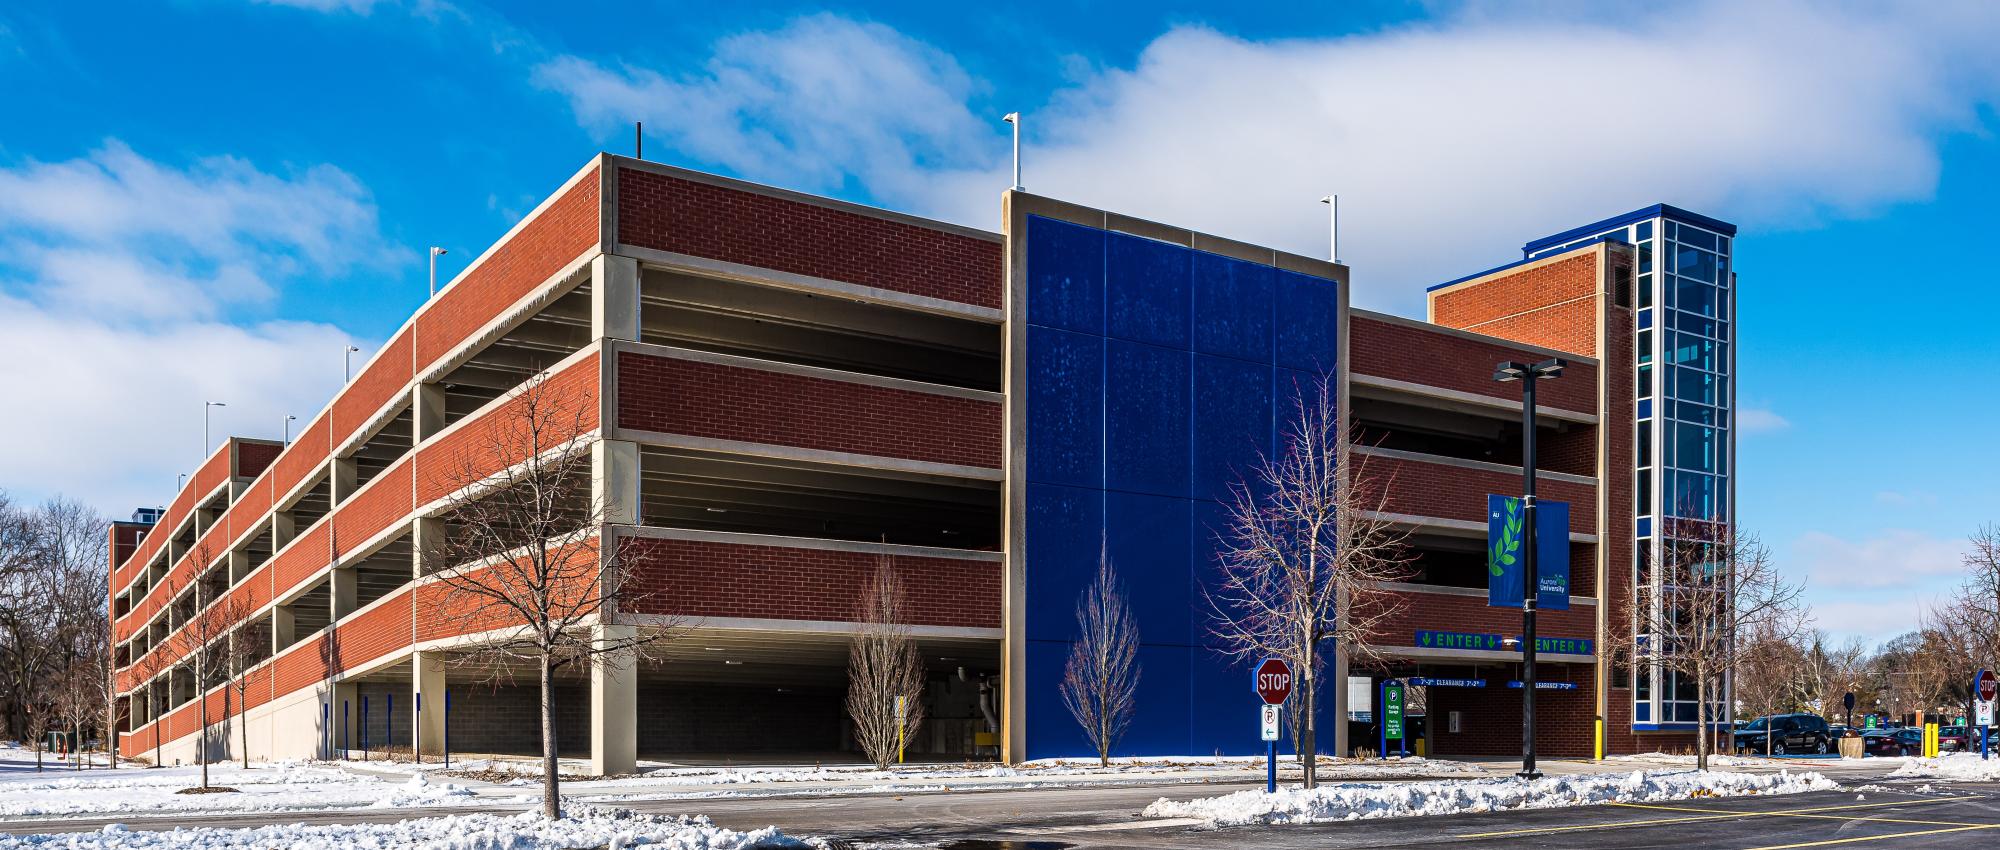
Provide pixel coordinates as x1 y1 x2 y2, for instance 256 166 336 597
418 373 669 818
1620 520 1802 769
55 626 109 769
1059 546 1139 767
226 614 270 770
846 557 925 769
1206 375 1412 788
170 542 244 792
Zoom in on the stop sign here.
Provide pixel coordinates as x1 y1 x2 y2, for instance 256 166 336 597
1979 669 1996 702
1255 658 1293 705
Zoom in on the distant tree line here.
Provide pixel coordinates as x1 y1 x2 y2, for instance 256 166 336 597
0 492 114 770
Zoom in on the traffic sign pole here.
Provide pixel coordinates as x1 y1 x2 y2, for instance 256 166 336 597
1255 659 1292 794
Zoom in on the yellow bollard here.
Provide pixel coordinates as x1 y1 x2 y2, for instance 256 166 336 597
1595 719 1605 760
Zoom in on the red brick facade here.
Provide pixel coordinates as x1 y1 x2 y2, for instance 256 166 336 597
615 352 1003 470
1349 315 1597 414
622 537 1001 629
1430 253 1601 357
616 167 1002 310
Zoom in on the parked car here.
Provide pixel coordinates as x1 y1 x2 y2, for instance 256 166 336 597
1863 728 1922 757
1734 713 1835 755
1828 724 1854 739
1938 726 1968 753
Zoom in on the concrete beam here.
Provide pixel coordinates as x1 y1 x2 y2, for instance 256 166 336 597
590 624 637 776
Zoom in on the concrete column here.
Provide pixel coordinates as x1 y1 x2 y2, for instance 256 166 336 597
272 512 295 552
589 623 638 776
412 651 447 758
414 383 447 442
411 516 444 579
330 567 357 621
1331 647 1350 757
271 607 295 655
591 440 641 527
591 254 641 342
330 457 357 505
227 548 249 585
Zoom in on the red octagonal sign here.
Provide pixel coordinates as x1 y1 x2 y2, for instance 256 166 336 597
1979 669 1996 702
1255 658 1293 705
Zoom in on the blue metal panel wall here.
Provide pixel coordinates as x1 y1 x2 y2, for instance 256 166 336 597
1022 215 1340 759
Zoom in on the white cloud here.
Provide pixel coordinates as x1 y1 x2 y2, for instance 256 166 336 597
249 0 384 12
0 142 399 514
1736 407 1790 434
537 3 2000 313
533 13 986 201
1788 529 1969 590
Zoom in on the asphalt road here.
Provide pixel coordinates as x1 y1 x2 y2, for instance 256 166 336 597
6 769 1997 849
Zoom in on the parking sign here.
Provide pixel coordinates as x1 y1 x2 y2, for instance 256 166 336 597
1261 704 1281 741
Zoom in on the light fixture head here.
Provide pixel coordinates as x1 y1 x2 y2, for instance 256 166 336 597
1320 195 1333 205
1532 357 1568 379
1493 361 1528 382
431 246 448 256
1002 112 1019 124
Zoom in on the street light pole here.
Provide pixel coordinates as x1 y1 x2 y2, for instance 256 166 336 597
204 401 227 462
1494 357 1565 781
1002 113 1022 190
283 414 297 447
345 345 360 382
429 246 448 297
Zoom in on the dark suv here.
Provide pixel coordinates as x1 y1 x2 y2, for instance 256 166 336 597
1734 713 1834 755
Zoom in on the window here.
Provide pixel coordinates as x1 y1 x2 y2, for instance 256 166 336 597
1675 276 1719 317
1674 423 1720 473
1638 364 1653 399
1638 329 1653 365
1673 247 1718 284
1674 366 1724 406
1637 420 1652 468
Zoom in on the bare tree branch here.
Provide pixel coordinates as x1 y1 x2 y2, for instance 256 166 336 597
846 556 925 769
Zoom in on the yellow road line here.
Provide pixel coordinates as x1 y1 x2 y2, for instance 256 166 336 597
1458 796 1982 839
1738 824 2000 849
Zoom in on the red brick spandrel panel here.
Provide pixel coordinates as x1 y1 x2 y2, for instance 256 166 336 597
1349 316 1597 414
272 522 332 599
1370 453 1596 535
616 352 1002 469
416 168 599 367
331 461 412 553
270 634 331 697
333 328 413 450
414 352 600 505
622 537 1001 629
237 442 283 479
616 168 1002 310
1432 254 1602 358
273 417 331 500
329 591 413 674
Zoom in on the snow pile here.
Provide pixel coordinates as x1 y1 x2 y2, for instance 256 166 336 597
0 806 813 849
1608 752 1758 768
1143 769 1838 825
366 773 477 808
1891 753 2000 781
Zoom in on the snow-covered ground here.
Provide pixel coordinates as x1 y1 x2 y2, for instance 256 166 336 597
1891 753 2000 782
0 746 509 819
0 805 815 849
1143 769 1840 826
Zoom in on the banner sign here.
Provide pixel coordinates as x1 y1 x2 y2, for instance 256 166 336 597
1408 677 1486 688
1488 495 1571 610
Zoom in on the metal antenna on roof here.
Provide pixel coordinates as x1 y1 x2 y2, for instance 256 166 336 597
1320 195 1340 264
635 121 643 161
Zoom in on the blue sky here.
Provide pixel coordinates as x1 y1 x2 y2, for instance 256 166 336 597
0 0 1995 647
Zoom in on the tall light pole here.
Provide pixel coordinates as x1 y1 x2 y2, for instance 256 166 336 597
1494 357 1565 780
204 401 227 461
345 345 361 382
1319 195 1340 264
1002 112 1022 191
429 246 448 297
283 414 297 447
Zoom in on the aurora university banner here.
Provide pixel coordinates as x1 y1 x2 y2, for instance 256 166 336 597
1487 494 1569 611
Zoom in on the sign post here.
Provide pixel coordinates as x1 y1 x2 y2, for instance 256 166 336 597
1255 658 1293 794
894 696 908 765
1975 669 1995 759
